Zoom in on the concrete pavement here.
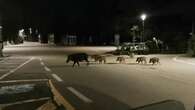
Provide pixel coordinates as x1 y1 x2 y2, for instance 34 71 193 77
1 42 195 110
41 55 195 110
0 56 131 110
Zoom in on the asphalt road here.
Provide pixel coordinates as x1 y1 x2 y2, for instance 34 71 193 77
1 42 195 110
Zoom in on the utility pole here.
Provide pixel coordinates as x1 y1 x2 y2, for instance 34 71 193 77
140 14 147 42
192 21 195 56
131 25 138 45
142 20 145 42
0 26 3 57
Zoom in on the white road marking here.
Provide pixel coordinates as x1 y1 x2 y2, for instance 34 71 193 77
40 59 62 83
0 97 51 107
41 62 45 66
0 57 34 80
39 58 42 61
1 65 17 68
173 57 195 66
51 74 63 82
48 80 75 110
0 62 21 65
2 59 27 62
0 79 49 83
0 69 9 72
44 66 51 72
39 58 50 71
67 87 93 103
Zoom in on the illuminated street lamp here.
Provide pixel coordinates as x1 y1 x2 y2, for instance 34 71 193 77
140 14 147 42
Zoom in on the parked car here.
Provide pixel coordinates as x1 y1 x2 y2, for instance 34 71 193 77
113 42 149 55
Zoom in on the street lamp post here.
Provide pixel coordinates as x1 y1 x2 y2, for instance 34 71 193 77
0 26 3 57
140 14 147 42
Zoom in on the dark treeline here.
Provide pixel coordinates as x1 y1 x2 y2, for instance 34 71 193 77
0 0 194 53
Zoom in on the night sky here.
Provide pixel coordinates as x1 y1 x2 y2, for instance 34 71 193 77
0 0 195 37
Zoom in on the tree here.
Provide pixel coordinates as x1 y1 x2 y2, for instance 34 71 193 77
130 25 140 42
187 21 195 56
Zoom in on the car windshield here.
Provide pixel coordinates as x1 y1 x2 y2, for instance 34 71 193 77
0 0 194 110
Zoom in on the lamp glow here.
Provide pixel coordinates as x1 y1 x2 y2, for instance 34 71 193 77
141 14 147 21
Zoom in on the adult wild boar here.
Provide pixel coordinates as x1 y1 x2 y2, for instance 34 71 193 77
116 56 125 63
136 57 147 64
66 53 89 67
91 55 106 64
149 57 160 65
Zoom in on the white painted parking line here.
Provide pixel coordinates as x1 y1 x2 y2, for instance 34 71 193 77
44 66 51 72
0 57 34 80
173 57 195 66
39 57 43 61
0 79 49 83
0 69 9 72
39 58 46 66
67 87 93 103
51 74 63 82
0 65 17 68
0 62 20 64
0 97 51 107
2 59 26 61
41 62 45 66
0 61 26 65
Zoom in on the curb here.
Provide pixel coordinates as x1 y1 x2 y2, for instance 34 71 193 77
173 56 195 66
48 80 75 110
